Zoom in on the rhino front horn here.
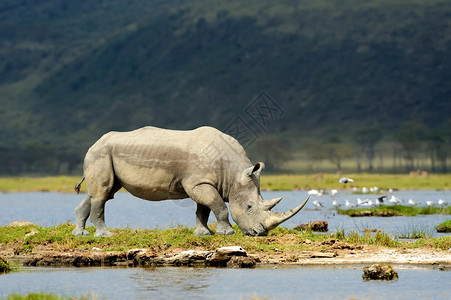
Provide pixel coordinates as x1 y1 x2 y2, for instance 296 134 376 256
264 196 310 230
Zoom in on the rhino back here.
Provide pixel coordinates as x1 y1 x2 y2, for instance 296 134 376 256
85 126 249 201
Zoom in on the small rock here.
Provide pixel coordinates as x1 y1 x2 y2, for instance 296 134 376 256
436 225 451 233
303 239 312 244
438 265 449 271
226 256 256 268
294 221 328 232
363 264 398 280
309 251 336 258
25 229 39 238
207 246 248 267
321 239 336 245
126 248 159 265
92 247 102 251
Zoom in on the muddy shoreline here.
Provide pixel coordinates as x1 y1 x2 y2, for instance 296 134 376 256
2 242 450 269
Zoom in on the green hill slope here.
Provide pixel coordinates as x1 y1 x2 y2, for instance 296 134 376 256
0 0 450 174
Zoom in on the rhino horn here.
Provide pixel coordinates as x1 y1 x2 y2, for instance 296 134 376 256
264 196 310 230
262 197 283 211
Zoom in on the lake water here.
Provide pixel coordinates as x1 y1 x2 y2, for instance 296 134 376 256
0 190 450 299
1 265 450 299
0 190 449 237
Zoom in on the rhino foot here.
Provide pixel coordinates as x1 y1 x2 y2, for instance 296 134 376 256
72 228 90 237
216 225 234 235
94 229 114 237
194 227 214 236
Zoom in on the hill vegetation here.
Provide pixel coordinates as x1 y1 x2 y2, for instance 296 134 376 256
0 0 450 175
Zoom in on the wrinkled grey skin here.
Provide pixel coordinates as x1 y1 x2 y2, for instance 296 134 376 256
72 126 308 237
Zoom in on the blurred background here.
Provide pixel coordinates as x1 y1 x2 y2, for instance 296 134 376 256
0 0 450 175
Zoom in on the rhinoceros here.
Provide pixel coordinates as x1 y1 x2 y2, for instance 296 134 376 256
72 126 309 237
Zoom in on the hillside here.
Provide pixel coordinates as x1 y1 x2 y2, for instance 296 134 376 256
0 0 450 174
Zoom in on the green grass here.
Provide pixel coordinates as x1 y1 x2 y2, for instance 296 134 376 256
261 173 451 191
0 176 82 193
337 205 451 217
334 229 451 250
5 292 100 300
335 230 401 248
1 173 450 193
395 223 433 239
1 223 450 256
0 256 11 273
0 223 326 253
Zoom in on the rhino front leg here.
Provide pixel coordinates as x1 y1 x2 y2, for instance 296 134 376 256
194 204 214 236
72 195 91 236
188 184 234 235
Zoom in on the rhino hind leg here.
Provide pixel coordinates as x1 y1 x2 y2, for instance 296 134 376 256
89 196 113 237
72 195 91 236
188 184 234 235
194 204 214 236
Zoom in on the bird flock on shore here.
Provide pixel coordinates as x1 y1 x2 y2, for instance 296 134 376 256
306 177 449 210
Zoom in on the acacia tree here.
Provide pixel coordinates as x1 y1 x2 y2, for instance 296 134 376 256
354 128 383 172
394 121 426 171
304 141 328 172
326 142 353 171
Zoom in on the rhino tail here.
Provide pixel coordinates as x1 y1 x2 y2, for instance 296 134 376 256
75 177 85 194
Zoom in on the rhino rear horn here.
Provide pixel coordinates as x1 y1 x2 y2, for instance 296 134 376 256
262 197 283 211
264 196 310 230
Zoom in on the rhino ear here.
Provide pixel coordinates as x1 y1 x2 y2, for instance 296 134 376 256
243 162 265 178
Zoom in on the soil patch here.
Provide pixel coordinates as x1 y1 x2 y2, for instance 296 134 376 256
1 240 450 268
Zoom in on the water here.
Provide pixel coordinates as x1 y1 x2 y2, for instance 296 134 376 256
0 265 449 299
0 191 450 299
0 190 449 237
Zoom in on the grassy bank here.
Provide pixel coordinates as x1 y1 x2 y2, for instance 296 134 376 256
436 220 451 233
1 223 450 255
0 176 82 193
337 205 451 217
0 256 11 273
0 173 450 193
6 293 96 300
261 173 451 191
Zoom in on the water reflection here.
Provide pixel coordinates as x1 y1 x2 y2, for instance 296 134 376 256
131 267 213 293
0 266 449 299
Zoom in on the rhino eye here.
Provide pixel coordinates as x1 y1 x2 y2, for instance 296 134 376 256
247 204 252 211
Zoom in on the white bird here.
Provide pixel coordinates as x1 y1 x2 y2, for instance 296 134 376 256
363 200 374 207
312 200 324 209
426 200 435 206
389 195 402 204
357 198 366 206
408 199 418 206
332 200 341 209
345 200 356 208
438 199 448 206
339 177 354 183
370 187 379 193
330 189 338 197
308 189 322 196
362 187 369 193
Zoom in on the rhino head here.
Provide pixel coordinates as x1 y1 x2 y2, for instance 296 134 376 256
228 162 309 236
